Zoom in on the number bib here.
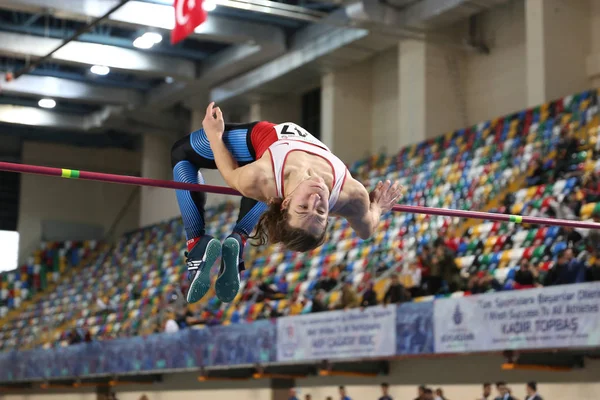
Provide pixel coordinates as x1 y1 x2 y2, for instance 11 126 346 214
274 122 330 151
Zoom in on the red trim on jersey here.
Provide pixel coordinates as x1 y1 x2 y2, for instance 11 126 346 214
250 121 278 158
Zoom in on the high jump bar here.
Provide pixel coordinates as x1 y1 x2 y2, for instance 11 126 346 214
1 161 599 230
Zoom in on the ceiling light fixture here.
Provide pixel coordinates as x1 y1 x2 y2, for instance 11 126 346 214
90 65 110 76
38 99 56 109
133 32 163 49
203 0 217 12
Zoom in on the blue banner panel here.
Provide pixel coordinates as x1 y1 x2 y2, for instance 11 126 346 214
396 302 435 355
434 282 600 353
0 320 276 382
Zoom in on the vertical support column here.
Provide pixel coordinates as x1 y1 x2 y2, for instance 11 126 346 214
399 39 464 148
139 134 180 227
319 60 373 164
399 39 427 148
526 0 591 106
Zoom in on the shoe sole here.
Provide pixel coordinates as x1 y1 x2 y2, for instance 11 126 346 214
215 237 241 303
186 239 221 304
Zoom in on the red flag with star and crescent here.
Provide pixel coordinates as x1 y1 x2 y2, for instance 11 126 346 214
172 0 207 44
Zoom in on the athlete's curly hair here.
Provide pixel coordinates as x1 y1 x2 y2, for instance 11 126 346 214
250 198 328 252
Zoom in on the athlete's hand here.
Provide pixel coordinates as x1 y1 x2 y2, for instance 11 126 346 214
203 102 224 142
369 180 402 214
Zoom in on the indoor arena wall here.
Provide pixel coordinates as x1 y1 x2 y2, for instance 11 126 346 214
17 141 141 263
463 0 527 126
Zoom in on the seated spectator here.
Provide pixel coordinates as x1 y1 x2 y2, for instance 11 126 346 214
560 226 584 251
550 192 582 220
361 281 378 308
258 302 281 319
164 309 180 333
417 245 433 277
335 281 360 310
585 213 600 257
311 290 327 313
432 241 461 294
315 267 339 292
545 248 586 285
526 158 546 187
586 257 600 282
402 263 423 298
513 259 540 289
68 328 83 345
468 272 502 294
554 128 579 180
258 280 286 301
288 294 304 316
230 303 242 324
384 274 410 305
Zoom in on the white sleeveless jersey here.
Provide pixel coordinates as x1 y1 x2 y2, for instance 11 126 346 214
268 122 347 211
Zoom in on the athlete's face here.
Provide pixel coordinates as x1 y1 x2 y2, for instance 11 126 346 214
283 176 329 236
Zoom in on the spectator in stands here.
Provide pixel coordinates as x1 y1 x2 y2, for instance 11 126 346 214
526 159 546 187
289 294 304 315
468 272 501 294
383 274 410 305
230 303 242 324
164 309 180 333
339 386 351 400
258 279 285 301
585 213 600 257
361 281 378 308
434 388 447 400
311 290 327 313
479 383 493 400
554 128 579 180
545 248 586 285
550 192 581 221
316 266 339 292
582 173 600 202
513 259 540 289
587 256 600 282
378 382 392 400
68 328 83 345
432 238 461 294
417 246 433 277
560 226 584 251
403 263 423 298
495 381 515 400
258 302 280 319
335 281 360 310
524 381 542 400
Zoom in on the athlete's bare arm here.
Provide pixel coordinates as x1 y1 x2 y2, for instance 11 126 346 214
202 102 273 201
336 179 402 239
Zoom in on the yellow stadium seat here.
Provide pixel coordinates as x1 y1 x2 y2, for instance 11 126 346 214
277 300 289 312
328 291 340 306
581 203 597 220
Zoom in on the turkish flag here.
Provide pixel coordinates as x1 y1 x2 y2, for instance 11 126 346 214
171 0 207 44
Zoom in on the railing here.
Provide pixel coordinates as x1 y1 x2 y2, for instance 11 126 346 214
2 282 599 383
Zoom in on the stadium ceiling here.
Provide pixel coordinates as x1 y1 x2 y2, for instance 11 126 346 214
0 0 508 149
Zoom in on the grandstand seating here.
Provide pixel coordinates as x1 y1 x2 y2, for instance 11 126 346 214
0 240 94 318
0 89 598 351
